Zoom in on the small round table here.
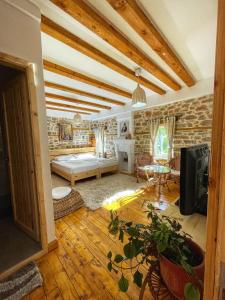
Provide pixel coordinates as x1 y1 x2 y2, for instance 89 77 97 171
138 165 171 196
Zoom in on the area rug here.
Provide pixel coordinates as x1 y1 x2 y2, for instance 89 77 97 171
75 174 145 210
0 262 42 300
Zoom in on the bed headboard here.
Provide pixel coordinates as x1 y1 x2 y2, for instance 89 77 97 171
49 147 95 161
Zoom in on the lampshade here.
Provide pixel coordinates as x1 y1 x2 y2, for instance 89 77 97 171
73 112 82 123
132 83 147 108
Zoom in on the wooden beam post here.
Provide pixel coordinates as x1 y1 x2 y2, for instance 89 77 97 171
41 16 165 95
46 106 90 115
44 81 125 106
45 100 99 113
107 0 195 87
50 0 181 90
45 92 111 110
43 60 131 98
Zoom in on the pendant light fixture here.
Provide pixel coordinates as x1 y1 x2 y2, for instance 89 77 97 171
73 112 82 123
132 68 147 108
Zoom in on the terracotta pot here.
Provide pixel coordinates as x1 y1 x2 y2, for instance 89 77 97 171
159 240 204 300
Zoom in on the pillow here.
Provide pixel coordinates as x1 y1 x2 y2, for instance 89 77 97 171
52 187 72 200
54 154 74 161
76 153 96 159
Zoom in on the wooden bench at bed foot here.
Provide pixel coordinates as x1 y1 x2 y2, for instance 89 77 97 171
53 190 84 220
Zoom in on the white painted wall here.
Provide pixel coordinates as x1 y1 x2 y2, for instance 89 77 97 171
0 0 55 242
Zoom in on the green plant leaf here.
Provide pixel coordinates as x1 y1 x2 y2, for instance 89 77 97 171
114 254 124 263
132 239 144 255
184 283 200 300
107 251 112 259
124 242 136 259
119 229 124 243
127 227 138 237
133 270 143 288
107 262 112 272
181 259 193 275
118 275 129 292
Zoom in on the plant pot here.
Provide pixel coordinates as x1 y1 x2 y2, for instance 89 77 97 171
159 239 204 300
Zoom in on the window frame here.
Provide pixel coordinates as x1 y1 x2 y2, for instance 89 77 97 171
154 125 169 160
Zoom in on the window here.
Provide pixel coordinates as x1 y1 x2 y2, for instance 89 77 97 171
154 125 169 159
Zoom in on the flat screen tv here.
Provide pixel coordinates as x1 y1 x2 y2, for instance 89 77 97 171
179 144 209 216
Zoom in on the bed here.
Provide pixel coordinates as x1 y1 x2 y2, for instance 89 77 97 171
50 148 118 186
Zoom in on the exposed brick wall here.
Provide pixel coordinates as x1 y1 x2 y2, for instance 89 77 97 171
133 94 213 155
91 118 118 157
47 116 93 150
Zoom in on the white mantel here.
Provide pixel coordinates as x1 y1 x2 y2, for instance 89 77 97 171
114 139 135 174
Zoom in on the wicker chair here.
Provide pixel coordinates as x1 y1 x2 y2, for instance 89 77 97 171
167 156 180 184
135 153 154 182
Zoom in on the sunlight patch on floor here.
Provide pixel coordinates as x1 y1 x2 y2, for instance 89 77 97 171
102 188 145 211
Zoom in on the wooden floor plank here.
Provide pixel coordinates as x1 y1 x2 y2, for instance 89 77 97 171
46 288 63 300
27 179 179 299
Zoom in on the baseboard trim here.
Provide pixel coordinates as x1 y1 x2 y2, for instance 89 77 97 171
48 239 58 252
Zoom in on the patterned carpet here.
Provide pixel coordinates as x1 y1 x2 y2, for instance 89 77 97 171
52 173 145 210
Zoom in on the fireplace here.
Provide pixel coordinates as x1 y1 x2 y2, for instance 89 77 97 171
114 139 135 174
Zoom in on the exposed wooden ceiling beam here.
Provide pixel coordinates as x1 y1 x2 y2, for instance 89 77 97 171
107 0 195 87
41 16 165 95
46 106 90 114
50 0 181 90
45 92 111 110
43 60 131 98
45 100 99 113
45 81 125 106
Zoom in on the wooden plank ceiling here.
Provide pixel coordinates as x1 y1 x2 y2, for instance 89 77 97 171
41 0 195 117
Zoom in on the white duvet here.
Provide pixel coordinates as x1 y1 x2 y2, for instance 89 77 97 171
52 154 118 174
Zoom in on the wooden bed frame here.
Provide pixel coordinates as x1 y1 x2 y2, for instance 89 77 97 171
49 147 118 186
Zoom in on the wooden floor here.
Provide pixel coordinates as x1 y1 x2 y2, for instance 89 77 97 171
24 181 180 300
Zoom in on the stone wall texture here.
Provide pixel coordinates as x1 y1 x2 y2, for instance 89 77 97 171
47 117 93 150
91 118 118 157
133 94 213 155
47 94 213 156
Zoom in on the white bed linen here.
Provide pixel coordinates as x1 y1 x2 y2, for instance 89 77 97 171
52 155 118 174
52 160 99 174
97 158 118 167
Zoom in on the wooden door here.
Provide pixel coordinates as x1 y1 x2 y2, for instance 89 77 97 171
1 71 40 241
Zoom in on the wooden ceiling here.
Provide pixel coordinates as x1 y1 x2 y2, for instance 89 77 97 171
42 0 196 117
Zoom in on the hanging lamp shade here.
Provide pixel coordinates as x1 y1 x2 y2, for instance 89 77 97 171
132 68 147 108
132 83 147 108
73 112 82 123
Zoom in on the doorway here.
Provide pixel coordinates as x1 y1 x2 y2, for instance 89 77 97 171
0 61 44 275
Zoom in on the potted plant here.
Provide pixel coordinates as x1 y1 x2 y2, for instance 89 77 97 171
107 203 204 300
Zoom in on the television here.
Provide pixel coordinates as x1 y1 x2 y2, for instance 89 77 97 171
179 144 209 216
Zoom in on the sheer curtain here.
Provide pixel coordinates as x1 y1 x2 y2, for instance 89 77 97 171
149 118 160 158
94 127 105 157
164 116 176 160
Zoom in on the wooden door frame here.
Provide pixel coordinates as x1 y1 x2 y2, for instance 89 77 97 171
204 0 225 299
0 52 48 279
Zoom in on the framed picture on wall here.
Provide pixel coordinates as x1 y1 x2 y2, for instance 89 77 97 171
59 123 73 141
119 119 129 136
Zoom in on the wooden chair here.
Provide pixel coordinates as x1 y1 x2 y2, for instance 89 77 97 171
167 156 180 184
135 153 154 182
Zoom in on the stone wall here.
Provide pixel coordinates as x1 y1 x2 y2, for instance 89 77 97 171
91 118 118 157
47 117 93 150
133 94 213 155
